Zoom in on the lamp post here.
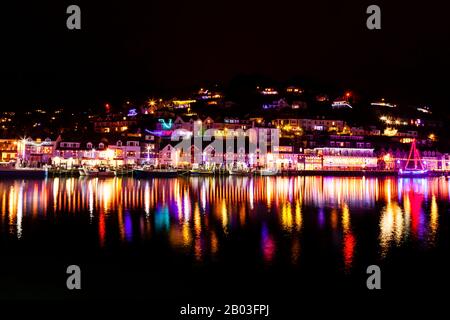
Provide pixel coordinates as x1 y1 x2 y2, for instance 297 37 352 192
146 146 151 164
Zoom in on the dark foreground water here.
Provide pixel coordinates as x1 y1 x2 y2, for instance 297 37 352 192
0 176 449 312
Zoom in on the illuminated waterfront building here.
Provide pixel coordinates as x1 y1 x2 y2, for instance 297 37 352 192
52 141 82 168
302 147 378 170
102 140 141 166
0 139 18 163
17 137 56 167
53 139 141 168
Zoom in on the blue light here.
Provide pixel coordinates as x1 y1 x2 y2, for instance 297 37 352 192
158 119 173 130
145 129 164 136
127 108 138 117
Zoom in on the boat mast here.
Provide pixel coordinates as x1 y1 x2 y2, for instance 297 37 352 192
404 139 424 170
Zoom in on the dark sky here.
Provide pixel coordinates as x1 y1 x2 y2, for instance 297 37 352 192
1 0 450 110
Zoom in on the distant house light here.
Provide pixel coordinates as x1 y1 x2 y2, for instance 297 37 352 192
286 86 303 94
260 88 278 95
331 100 352 109
371 101 397 108
417 107 431 114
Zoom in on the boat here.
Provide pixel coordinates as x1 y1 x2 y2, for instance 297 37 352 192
398 168 429 177
189 164 215 176
134 168 179 178
97 167 116 177
79 166 115 177
190 168 215 175
114 168 134 176
259 168 278 176
0 166 48 178
78 168 87 176
228 167 253 176
398 139 429 177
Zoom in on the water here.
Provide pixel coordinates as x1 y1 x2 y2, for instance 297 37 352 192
0 176 449 306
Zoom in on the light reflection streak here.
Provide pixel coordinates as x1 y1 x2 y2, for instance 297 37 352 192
17 183 23 239
428 195 438 245
341 203 355 272
261 224 275 263
380 201 404 258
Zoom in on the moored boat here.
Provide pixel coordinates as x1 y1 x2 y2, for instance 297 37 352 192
134 168 179 178
228 167 253 176
259 168 278 176
398 139 429 177
114 168 134 176
190 169 215 175
79 166 115 177
189 163 215 175
97 167 116 177
398 168 429 177
0 166 48 178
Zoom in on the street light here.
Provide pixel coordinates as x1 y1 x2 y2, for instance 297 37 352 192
146 145 151 162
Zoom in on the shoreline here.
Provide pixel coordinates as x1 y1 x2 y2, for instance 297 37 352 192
1 168 449 179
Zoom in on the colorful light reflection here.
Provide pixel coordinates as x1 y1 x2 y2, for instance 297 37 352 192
0 176 447 268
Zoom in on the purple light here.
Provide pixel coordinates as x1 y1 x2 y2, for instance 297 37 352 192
127 108 138 117
318 208 325 228
124 210 133 242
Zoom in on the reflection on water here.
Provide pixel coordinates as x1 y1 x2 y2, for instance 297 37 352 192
0 176 449 271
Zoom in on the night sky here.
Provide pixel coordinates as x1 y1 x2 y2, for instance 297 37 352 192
1 0 450 110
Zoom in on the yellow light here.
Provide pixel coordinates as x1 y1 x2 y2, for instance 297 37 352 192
384 128 398 136
105 149 115 160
